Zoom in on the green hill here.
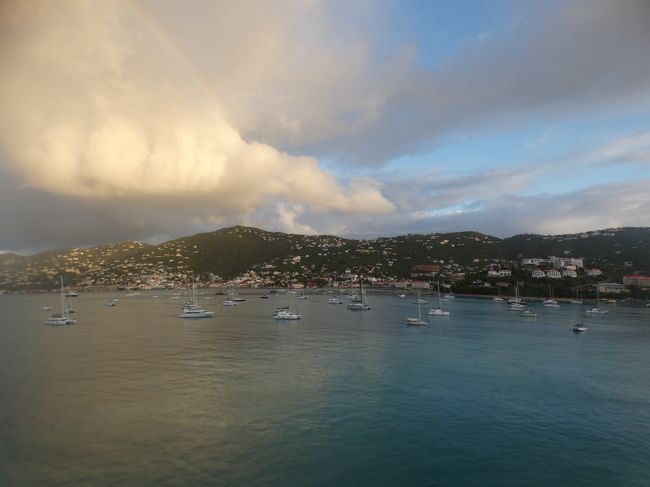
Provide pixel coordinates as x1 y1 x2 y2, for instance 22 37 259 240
1 226 649 290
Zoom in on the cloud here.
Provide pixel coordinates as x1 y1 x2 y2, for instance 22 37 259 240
204 0 650 165
0 0 648 252
0 0 392 226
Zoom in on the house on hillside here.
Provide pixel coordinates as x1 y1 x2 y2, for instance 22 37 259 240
623 275 650 289
531 268 545 279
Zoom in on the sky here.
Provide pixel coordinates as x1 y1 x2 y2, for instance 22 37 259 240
1 0 650 254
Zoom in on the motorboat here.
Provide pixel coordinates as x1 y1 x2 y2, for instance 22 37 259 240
520 309 537 318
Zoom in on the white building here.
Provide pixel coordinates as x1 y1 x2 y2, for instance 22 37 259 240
531 268 545 279
546 269 562 279
586 268 603 277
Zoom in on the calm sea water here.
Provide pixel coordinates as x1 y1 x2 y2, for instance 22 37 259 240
1 291 650 486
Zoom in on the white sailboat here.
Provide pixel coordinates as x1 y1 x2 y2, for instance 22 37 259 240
428 282 450 316
506 284 527 311
412 290 428 305
585 287 608 314
274 282 302 319
346 277 371 310
405 294 429 326
570 288 583 304
543 285 560 307
44 277 76 326
178 281 214 318
492 286 504 302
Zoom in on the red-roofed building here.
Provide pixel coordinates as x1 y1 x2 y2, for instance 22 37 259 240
623 275 650 289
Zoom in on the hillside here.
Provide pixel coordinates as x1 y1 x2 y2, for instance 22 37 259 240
1 226 649 290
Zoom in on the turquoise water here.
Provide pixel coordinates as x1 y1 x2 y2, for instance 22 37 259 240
1 292 650 486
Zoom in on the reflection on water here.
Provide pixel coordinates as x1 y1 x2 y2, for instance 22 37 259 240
1 292 650 486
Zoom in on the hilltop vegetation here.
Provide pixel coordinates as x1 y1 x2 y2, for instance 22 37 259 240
1 226 649 291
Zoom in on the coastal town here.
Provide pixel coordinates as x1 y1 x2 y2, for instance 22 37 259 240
1 226 649 300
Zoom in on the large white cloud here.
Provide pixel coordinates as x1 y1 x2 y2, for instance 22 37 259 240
0 0 392 218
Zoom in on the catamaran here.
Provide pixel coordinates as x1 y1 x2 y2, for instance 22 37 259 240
274 283 302 319
44 277 77 326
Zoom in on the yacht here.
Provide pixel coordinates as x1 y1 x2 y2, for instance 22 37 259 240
64 289 79 297
428 282 450 316
492 286 504 302
543 285 560 307
296 289 308 300
506 285 527 311
221 299 239 306
273 309 302 320
328 297 343 304
44 277 77 326
412 291 428 305
571 322 587 333
585 288 608 314
179 303 215 318
405 295 429 326
585 306 608 314
569 288 583 304
346 279 371 310
178 283 214 318
226 283 246 302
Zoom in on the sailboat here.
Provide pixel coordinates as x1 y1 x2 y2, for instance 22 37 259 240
347 277 371 310
571 305 588 332
543 285 560 307
585 286 608 314
178 281 214 318
44 277 77 326
570 288 583 304
442 285 455 300
226 282 246 302
492 286 504 302
506 284 527 311
520 309 537 318
412 290 428 305
405 294 429 326
296 288 308 299
428 282 450 316
274 282 302 319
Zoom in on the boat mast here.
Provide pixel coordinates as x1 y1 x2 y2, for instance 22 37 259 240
60 276 65 317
